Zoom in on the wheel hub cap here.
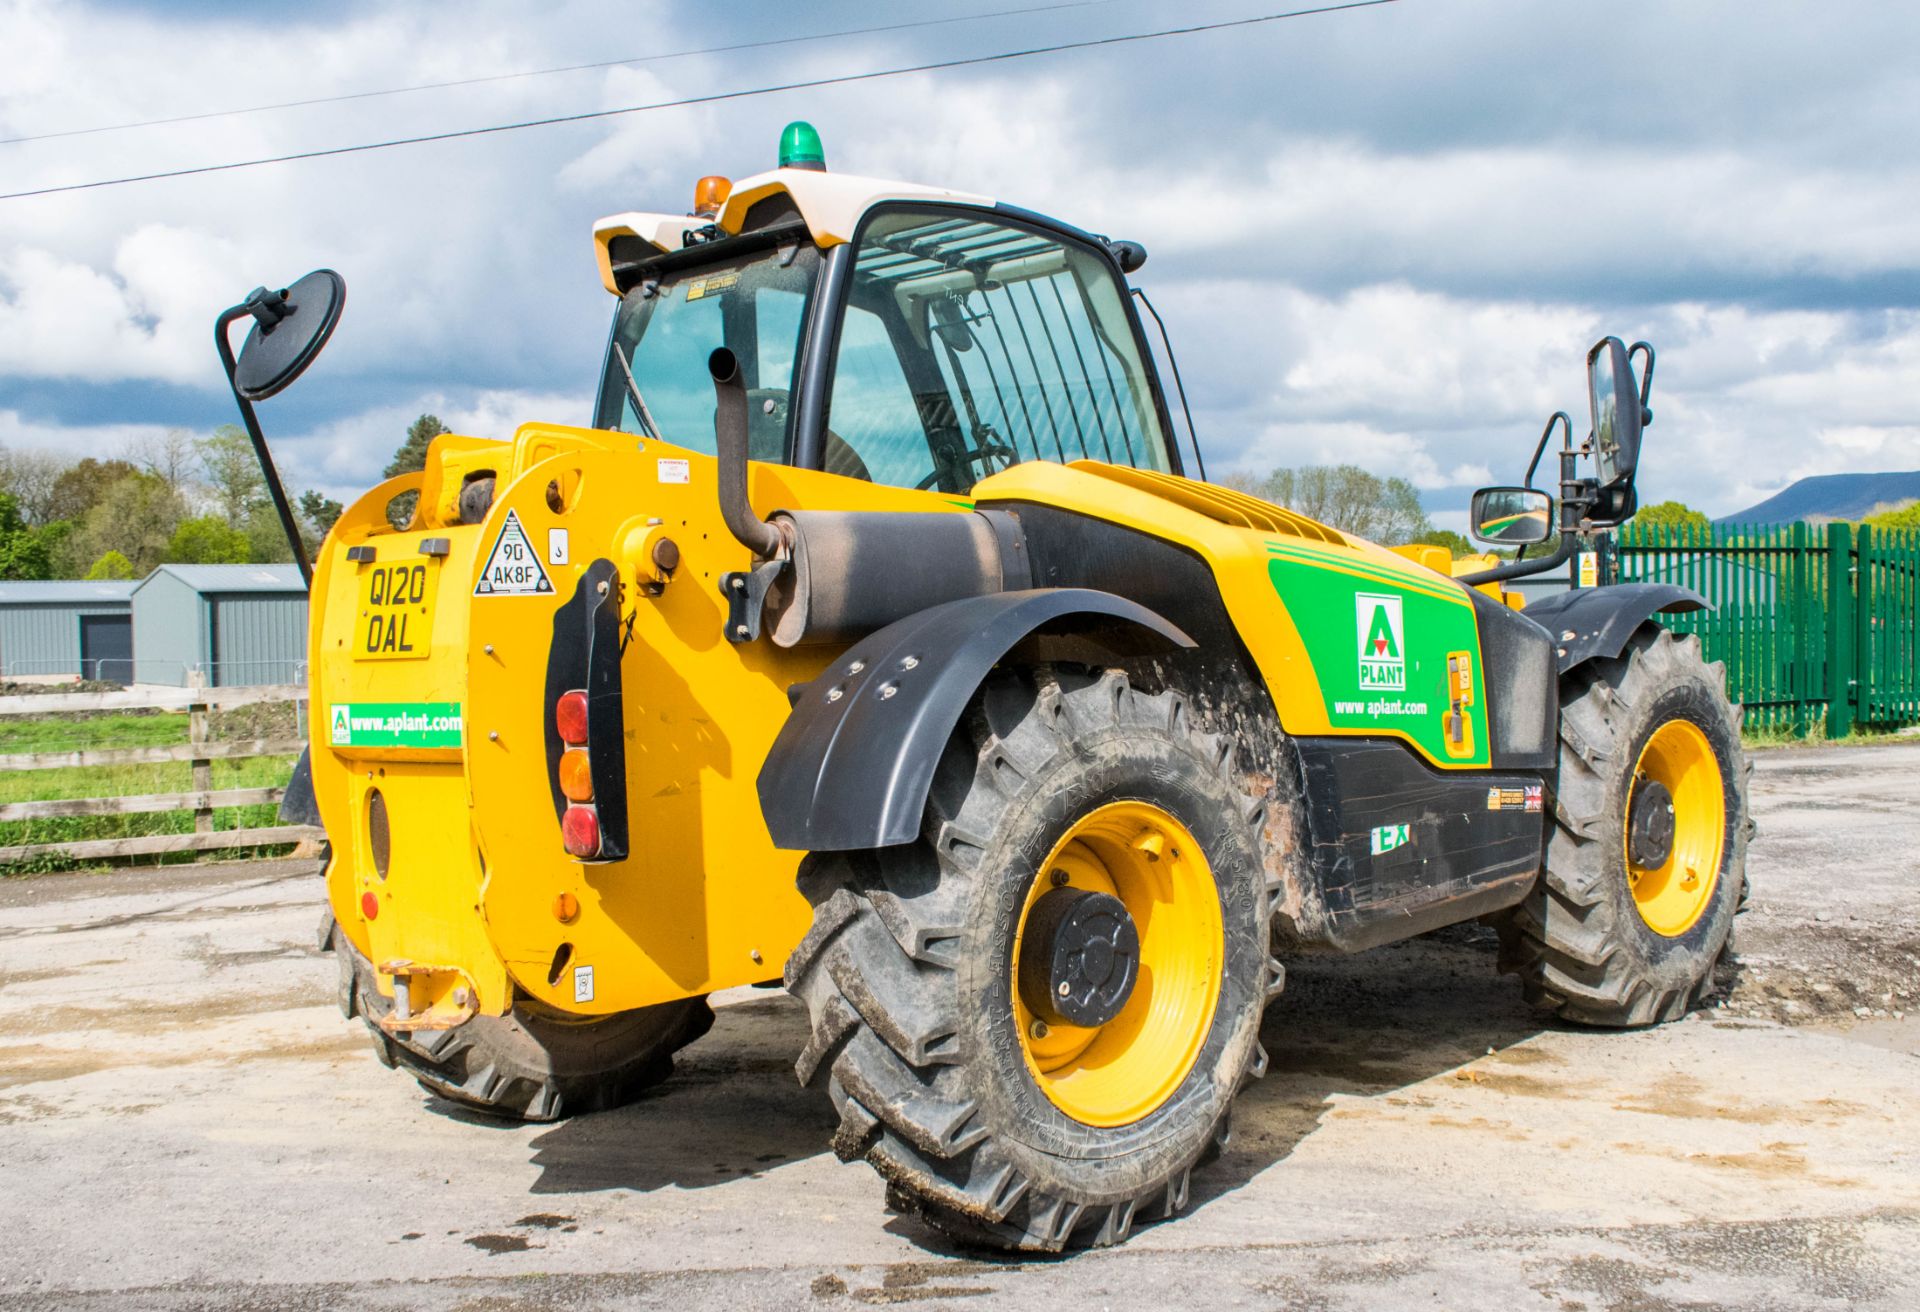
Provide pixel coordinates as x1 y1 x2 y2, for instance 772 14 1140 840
1627 776 1676 868
1018 888 1140 1028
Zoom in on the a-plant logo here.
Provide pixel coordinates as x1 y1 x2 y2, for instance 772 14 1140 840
1356 593 1405 691
331 704 352 745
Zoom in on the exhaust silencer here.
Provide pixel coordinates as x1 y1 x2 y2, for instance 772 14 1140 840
706 345 1031 648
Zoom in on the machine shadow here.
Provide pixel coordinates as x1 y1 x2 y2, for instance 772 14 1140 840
884 921 1556 1255
515 991 835 1195
513 923 1556 1233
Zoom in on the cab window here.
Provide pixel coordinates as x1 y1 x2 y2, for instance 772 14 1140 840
596 242 820 460
826 208 1173 493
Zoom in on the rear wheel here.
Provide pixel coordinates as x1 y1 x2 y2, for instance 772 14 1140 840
785 668 1284 1251
1500 626 1751 1025
330 926 712 1121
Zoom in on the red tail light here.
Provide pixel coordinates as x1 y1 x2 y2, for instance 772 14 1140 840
360 891 380 920
555 689 589 745
561 804 602 858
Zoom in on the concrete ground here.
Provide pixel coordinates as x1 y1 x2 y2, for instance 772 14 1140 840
1 744 1915 1311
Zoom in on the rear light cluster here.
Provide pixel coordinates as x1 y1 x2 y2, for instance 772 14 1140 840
555 689 602 858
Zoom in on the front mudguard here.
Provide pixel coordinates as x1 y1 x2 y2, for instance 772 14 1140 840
757 588 1192 852
1522 584 1708 674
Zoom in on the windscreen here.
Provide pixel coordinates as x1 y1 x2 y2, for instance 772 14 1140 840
829 208 1173 494
594 240 822 460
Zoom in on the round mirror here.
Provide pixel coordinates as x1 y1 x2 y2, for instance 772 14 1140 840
233 269 346 402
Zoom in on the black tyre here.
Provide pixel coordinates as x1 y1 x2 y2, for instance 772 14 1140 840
785 667 1284 1251
1500 626 1751 1026
329 925 713 1121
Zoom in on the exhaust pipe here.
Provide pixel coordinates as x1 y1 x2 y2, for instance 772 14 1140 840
707 348 785 559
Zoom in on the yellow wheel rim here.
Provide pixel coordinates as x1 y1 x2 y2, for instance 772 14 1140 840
1012 801 1223 1127
1626 718 1726 937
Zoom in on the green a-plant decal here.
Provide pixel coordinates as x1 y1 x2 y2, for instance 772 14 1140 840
1356 592 1405 691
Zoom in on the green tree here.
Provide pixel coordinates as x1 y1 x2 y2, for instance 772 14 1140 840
1866 500 1920 532
168 515 252 564
1411 528 1473 558
243 505 297 563
0 493 52 580
84 550 134 580
0 448 71 526
1636 499 1711 532
384 414 448 530
64 472 187 576
386 414 448 478
299 489 345 541
198 424 266 524
1220 464 1432 544
46 458 138 525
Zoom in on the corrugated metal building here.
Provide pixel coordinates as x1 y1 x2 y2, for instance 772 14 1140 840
130 564 308 686
0 580 138 681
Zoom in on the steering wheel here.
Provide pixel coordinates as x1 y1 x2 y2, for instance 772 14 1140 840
916 440 1017 491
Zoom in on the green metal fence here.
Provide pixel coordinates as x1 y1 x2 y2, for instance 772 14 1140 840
1614 521 1920 737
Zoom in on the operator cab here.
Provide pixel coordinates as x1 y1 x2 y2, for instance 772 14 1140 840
590 123 1182 496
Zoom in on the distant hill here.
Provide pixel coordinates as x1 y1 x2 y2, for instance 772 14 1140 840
1718 471 1920 524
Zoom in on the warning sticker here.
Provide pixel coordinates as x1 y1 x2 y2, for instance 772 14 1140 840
685 269 741 301
474 508 554 596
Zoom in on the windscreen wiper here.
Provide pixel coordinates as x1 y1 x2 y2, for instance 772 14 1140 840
612 341 662 439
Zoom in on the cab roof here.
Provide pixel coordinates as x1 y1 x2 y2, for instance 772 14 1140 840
591 167 994 295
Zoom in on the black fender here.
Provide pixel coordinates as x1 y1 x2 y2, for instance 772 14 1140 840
278 747 322 826
1521 583 1709 674
757 588 1194 852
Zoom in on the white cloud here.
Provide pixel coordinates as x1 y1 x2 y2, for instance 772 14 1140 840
0 407 174 457
263 388 590 505
0 0 1916 534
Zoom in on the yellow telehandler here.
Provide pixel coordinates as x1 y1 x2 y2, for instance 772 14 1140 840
218 122 1749 1251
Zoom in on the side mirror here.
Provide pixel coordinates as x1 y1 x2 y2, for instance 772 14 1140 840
1470 486 1555 545
231 269 346 401
1586 335 1644 491
213 268 347 589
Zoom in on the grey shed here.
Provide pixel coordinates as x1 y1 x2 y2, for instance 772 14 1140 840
0 580 138 681
131 564 308 687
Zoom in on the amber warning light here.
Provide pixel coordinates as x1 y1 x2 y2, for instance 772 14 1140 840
693 175 732 218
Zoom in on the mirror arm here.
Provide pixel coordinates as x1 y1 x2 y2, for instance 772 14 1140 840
1523 411 1572 490
1628 340 1656 426
215 303 313 589
1456 531 1575 586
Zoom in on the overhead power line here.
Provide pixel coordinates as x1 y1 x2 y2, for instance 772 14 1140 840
0 0 1398 203
0 1 1119 147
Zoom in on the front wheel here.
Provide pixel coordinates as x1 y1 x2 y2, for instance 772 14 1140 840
785 668 1285 1251
1499 626 1751 1026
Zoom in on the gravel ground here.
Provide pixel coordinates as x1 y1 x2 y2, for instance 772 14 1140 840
0 743 1915 1310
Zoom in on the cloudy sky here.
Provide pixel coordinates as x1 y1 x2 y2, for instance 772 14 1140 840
1 0 1915 528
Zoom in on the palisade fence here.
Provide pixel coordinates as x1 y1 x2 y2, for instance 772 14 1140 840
1615 521 1920 737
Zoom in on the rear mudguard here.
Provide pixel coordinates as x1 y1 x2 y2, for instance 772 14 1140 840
757 588 1192 852
1522 584 1709 674
279 747 321 826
